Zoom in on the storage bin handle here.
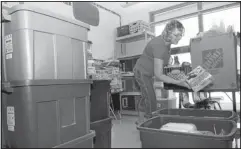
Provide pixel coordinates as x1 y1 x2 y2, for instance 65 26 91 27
235 128 240 139
2 10 11 22
2 83 14 93
93 136 96 144
152 109 163 116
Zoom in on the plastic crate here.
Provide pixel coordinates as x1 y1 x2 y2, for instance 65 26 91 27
1 80 91 148
129 20 150 34
163 66 192 90
137 115 238 148
154 108 239 122
53 130 95 148
90 117 112 148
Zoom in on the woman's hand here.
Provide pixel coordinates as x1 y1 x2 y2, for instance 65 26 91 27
177 79 191 89
237 32 240 47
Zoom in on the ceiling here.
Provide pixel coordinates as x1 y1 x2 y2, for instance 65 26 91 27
95 2 184 15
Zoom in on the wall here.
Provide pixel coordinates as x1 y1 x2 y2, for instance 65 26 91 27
3 2 120 60
88 8 119 60
102 2 184 59
96 2 185 24
119 2 184 25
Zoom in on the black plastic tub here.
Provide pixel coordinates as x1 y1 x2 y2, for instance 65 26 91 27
90 117 112 148
137 115 237 148
154 108 238 122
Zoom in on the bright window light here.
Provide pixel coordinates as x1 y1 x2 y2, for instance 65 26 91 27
155 17 199 48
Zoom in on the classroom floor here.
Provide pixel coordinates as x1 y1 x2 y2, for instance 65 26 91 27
111 115 240 148
111 116 141 148
0 115 239 148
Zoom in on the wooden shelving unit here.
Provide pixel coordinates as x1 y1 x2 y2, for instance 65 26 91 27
115 30 155 116
116 31 155 43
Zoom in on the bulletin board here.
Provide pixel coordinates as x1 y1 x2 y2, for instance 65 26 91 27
190 33 239 92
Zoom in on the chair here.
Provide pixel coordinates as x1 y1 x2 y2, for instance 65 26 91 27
180 92 223 110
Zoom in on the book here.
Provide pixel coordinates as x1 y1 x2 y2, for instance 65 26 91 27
186 66 214 92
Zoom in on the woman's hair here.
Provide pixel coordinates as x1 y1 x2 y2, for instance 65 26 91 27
161 20 185 42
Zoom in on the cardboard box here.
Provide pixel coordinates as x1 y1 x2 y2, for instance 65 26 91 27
190 33 238 91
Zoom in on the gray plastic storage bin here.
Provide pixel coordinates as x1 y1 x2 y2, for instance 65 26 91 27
137 115 237 148
53 130 95 148
155 108 238 122
1 126 6 148
2 5 89 81
90 117 112 148
1 80 91 148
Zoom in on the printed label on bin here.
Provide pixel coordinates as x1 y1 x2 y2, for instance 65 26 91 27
6 53 12 59
8 126 15 132
7 106 15 131
5 34 13 54
202 48 223 70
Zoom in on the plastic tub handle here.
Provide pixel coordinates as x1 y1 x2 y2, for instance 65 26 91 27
93 136 96 144
152 109 166 116
2 83 14 93
2 10 11 22
235 128 240 139
232 111 239 122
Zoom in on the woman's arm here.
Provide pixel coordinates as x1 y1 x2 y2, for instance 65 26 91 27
154 58 190 88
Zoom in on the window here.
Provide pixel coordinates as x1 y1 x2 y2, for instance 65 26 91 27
203 6 240 70
171 17 199 48
203 7 240 32
171 53 191 64
210 92 240 111
203 6 240 111
155 17 198 63
155 23 166 37
155 17 199 48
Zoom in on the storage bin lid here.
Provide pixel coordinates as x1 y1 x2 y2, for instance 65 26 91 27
157 108 237 121
2 79 93 88
8 5 90 30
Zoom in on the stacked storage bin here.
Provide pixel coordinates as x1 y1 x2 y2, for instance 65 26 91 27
90 80 112 148
1 5 95 148
137 109 239 148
